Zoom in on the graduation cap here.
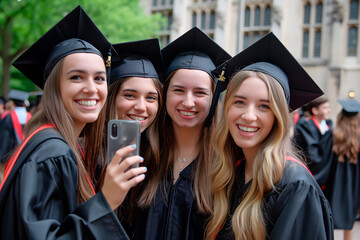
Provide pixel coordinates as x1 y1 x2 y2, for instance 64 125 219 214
161 27 231 79
12 5 112 89
338 96 360 117
161 27 231 127
8 89 30 102
212 32 324 112
110 38 164 85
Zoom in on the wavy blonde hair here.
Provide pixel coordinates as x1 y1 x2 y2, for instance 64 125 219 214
332 111 360 164
206 70 296 240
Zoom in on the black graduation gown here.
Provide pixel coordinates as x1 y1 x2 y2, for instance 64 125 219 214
322 133 360 230
216 159 334 240
295 117 333 187
0 128 129 240
0 113 23 163
125 160 209 240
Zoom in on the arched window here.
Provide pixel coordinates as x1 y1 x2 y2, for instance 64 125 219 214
304 3 311 24
192 12 197 27
315 2 322 23
348 26 358 56
201 11 206 29
167 13 173 31
264 6 271 26
302 31 309 58
314 30 321 57
243 33 250 49
350 0 359 20
244 7 250 27
210 11 216 29
254 6 261 26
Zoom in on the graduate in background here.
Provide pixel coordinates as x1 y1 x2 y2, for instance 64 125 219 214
206 33 333 240
294 95 333 187
128 27 231 240
323 93 360 240
0 6 146 239
0 90 32 163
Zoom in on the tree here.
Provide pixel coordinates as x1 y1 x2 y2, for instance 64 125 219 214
0 0 164 97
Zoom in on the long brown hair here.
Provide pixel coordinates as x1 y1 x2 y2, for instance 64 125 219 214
24 57 106 203
206 71 299 240
143 69 215 214
332 111 360 164
106 77 163 222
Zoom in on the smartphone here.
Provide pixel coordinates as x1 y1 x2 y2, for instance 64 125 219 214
107 119 141 168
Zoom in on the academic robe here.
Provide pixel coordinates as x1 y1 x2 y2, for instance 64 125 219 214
0 111 31 163
216 159 334 240
123 160 209 240
295 117 333 187
0 127 129 240
321 133 360 230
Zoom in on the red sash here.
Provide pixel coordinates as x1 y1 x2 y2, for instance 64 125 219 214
0 124 55 191
77 143 95 195
10 111 32 142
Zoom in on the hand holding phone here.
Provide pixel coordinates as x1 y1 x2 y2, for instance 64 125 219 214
107 120 141 168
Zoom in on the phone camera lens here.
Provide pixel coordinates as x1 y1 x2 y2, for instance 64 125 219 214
111 123 118 138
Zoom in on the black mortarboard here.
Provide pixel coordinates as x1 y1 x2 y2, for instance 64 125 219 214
110 38 164 85
212 32 324 112
338 99 360 117
8 90 30 102
161 27 231 79
12 6 112 89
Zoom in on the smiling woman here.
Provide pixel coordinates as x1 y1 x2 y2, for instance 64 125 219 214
206 32 332 240
0 6 146 240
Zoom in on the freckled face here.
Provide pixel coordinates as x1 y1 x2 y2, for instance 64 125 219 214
227 77 275 155
59 53 107 133
166 69 212 130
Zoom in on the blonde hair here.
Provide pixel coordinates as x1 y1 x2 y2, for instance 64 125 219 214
332 111 360 164
25 57 106 203
206 70 296 239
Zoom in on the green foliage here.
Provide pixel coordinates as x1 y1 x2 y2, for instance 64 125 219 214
0 0 164 94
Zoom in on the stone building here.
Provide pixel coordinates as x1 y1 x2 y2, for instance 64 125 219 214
140 0 360 120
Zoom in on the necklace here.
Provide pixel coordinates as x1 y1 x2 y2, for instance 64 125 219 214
177 157 187 173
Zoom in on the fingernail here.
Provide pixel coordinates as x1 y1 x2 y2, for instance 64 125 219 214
141 174 145 178
143 166 147 171
130 144 136 149
140 157 144 162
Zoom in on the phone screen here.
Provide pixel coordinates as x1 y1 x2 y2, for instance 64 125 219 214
107 120 141 167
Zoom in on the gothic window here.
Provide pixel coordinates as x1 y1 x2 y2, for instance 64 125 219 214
350 0 359 20
244 7 250 27
315 2 322 23
303 30 309 58
210 10 216 29
264 5 271 26
254 7 261 26
201 11 206 29
192 12 197 27
304 3 311 24
348 26 358 56
314 30 321 57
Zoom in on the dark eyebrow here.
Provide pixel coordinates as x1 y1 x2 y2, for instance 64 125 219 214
170 84 210 93
66 69 106 75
